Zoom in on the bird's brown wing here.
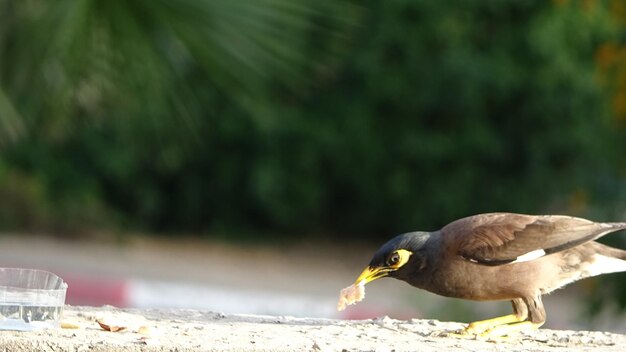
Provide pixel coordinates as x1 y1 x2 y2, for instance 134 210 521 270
447 213 618 266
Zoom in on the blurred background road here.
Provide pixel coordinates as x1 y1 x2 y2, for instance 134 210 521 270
0 0 625 334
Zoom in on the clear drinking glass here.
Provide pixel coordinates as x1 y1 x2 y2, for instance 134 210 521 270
0 268 67 331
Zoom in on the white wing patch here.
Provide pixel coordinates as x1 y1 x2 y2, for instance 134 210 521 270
511 249 546 264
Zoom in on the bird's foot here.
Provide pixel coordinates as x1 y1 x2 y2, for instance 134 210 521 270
463 314 522 335
478 321 542 338
443 314 519 338
444 315 541 340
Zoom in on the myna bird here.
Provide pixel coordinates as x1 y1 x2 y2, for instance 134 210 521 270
352 213 626 337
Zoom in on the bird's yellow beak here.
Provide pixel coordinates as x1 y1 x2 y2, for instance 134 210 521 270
354 249 413 285
354 266 391 286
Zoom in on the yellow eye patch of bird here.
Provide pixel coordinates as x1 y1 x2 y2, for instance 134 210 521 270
337 283 365 311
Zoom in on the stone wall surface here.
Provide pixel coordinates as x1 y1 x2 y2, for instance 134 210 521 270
0 306 624 352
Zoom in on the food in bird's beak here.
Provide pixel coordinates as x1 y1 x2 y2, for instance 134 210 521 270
337 282 365 311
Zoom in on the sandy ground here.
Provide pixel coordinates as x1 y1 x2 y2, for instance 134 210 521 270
0 306 624 352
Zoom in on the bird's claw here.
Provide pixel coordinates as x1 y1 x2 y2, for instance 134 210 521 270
443 327 511 342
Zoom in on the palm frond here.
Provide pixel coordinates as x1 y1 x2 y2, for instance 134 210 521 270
0 0 362 142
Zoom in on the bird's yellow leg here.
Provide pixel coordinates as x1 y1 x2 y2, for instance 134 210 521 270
480 321 543 338
446 315 540 339
463 314 524 335
445 314 522 338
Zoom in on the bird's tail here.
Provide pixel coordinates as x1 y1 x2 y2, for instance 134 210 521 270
589 222 626 271
600 243 626 261
588 240 626 275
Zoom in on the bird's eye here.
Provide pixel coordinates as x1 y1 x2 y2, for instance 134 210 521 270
387 252 401 266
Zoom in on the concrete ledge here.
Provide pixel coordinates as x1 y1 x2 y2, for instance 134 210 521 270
0 306 624 351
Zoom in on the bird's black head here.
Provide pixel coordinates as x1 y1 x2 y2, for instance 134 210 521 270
353 231 432 286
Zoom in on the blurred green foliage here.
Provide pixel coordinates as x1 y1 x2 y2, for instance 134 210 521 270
0 0 624 244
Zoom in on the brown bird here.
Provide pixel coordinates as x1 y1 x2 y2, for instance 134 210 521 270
353 213 626 337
